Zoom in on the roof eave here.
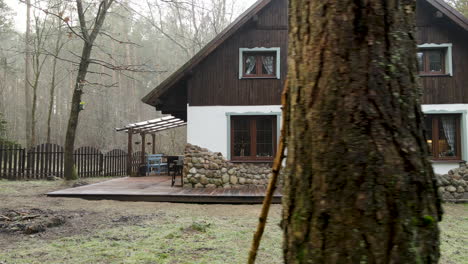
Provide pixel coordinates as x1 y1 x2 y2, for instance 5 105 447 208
426 0 468 31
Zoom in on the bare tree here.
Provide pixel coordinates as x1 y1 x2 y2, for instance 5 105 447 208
46 0 69 143
282 0 442 263
63 0 115 179
446 0 468 17
24 0 32 147
30 3 52 146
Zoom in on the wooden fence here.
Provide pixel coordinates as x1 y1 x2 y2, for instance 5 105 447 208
0 143 128 180
131 151 147 175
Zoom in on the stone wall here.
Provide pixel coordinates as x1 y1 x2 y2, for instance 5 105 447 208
437 164 468 202
183 144 273 188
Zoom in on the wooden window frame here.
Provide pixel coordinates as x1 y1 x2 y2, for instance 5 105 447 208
230 115 277 162
426 114 461 161
417 43 453 77
239 47 281 79
242 52 276 78
418 49 445 75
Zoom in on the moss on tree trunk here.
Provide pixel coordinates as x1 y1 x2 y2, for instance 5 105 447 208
282 0 442 263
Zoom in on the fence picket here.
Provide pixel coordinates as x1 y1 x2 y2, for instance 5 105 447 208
0 144 128 180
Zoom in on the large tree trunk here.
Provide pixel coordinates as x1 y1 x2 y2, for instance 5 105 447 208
282 0 442 263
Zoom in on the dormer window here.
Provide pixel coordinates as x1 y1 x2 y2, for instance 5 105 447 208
417 43 453 76
239 47 280 79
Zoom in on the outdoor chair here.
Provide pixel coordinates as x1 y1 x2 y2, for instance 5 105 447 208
146 154 167 175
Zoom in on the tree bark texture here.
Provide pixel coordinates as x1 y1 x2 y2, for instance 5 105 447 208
283 0 442 263
63 42 92 180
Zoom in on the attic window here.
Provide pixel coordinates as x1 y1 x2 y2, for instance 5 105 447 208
239 48 280 79
417 49 445 75
417 43 453 76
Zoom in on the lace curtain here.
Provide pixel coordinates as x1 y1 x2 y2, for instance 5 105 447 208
245 56 256 74
441 116 456 155
262 56 274 75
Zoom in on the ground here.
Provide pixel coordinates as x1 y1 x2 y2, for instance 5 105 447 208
0 178 466 264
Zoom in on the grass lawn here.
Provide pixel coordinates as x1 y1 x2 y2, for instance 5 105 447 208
0 178 466 264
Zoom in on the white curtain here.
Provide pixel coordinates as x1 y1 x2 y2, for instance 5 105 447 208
441 116 456 155
245 56 256 74
262 56 274 74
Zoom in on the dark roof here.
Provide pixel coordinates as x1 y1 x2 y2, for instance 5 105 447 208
142 0 271 105
142 0 468 106
427 0 468 30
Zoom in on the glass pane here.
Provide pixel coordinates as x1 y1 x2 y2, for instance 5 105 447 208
261 55 275 75
424 115 432 156
233 118 250 157
417 52 424 72
427 50 443 72
438 116 457 157
245 55 256 75
256 117 273 157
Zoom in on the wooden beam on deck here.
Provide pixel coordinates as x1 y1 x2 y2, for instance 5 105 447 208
141 133 146 165
127 128 133 175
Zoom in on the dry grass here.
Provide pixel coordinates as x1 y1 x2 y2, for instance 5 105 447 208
0 178 466 264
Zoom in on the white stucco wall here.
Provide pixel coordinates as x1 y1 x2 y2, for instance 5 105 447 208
422 104 468 174
187 105 281 158
187 103 466 174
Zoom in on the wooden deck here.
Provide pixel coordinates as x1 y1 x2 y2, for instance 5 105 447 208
47 176 282 204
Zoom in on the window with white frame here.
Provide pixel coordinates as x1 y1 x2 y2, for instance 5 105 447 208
417 43 453 76
239 47 280 79
424 114 461 160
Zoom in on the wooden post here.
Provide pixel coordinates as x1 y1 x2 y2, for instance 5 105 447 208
127 129 133 175
141 133 146 165
152 134 156 154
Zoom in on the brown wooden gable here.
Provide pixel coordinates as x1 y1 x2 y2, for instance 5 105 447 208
142 0 468 118
188 0 287 106
417 0 468 104
425 0 468 31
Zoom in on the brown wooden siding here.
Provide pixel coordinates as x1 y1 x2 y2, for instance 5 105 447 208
188 0 287 106
416 0 468 104
162 0 467 111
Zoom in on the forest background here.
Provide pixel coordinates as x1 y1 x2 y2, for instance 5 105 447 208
0 0 248 153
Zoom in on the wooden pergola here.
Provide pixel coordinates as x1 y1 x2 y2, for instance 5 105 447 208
115 116 187 175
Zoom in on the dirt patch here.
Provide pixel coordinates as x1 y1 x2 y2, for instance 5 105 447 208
0 208 66 234
182 221 212 233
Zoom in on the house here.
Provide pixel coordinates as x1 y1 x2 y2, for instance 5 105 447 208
416 0 468 174
142 0 468 188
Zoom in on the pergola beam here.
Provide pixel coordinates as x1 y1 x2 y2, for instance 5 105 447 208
129 118 182 132
116 116 185 134
142 123 187 134
115 116 177 131
136 120 185 133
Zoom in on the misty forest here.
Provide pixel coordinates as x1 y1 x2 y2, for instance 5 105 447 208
0 0 245 152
